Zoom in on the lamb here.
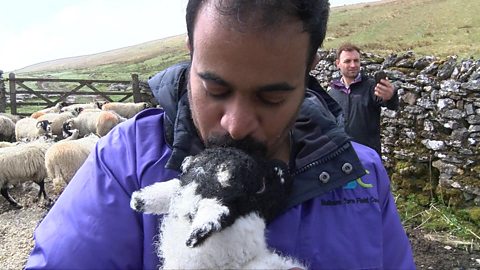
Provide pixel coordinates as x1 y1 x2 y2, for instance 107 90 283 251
45 129 99 195
0 115 16 142
15 118 53 142
102 102 151 119
30 101 68 119
130 147 305 270
64 110 125 137
0 138 54 209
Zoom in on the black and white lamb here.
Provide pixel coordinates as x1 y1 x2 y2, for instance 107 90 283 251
130 147 306 270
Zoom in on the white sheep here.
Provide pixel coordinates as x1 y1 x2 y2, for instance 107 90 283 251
130 147 305 270
64 110 125 137
37 110 80 139
102 102 151 119
15 118 53 142
0 115 16 142
31 101 68 119
0 141 17 148
45 130 99 195
60 101 103 113
0 138 54 209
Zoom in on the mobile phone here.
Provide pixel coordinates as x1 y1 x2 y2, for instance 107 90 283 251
374 70 387 84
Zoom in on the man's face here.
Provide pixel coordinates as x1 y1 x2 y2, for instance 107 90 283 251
336 50 361 80
188 4 309 160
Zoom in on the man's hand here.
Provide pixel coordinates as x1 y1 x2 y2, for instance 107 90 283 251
374 79 395 101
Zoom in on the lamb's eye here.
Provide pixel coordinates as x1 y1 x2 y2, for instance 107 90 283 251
256 178 266 194
186 212 194 222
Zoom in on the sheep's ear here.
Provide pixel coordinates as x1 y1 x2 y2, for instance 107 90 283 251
185 198 229 248
130 179 181 215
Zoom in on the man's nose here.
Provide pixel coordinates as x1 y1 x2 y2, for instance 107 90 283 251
220 98 259 140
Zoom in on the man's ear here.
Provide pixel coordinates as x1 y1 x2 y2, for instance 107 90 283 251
186 35 192 54
310 52 320 71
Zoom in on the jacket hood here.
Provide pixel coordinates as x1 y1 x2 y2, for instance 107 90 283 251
149 62 366 208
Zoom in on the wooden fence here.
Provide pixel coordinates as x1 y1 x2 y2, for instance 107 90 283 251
0 72 146 116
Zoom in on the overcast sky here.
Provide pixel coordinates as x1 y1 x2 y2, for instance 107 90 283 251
0 0 380 72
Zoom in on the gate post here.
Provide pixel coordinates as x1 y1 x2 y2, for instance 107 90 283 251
0 70 6 113
9 73 17 115
131 74 141 103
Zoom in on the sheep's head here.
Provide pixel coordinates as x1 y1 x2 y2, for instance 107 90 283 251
179 147 292 247
36 120 53 138
130 147 292 248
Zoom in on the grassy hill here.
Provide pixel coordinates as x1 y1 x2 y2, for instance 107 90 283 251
14 0 480 80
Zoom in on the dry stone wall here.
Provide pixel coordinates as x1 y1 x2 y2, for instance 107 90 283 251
311 50 480 207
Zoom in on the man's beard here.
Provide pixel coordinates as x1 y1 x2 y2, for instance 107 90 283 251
205 134 268 159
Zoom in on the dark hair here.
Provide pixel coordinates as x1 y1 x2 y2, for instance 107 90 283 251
186 0 330 68
336 43 361 59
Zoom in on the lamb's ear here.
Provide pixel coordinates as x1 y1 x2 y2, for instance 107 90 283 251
185 198 230 248
130 179 181 215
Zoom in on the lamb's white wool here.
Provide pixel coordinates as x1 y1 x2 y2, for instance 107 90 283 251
130 147 305 270
216 163 231 187
130 179 182 215
186 198 229 247
275 167 286 184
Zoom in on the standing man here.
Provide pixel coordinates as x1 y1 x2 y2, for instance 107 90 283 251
329 43 399 156
26 1 414 269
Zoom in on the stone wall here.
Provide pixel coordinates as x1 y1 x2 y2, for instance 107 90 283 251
311 50 480 207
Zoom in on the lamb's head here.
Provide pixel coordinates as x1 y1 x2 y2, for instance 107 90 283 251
130 147 292 248
179 147 292 247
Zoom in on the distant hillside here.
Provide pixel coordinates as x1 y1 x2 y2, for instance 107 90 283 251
15 0 480 80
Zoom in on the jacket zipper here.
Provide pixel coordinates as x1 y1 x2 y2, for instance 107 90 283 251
290 143 351 177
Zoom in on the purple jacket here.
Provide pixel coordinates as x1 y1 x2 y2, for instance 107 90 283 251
26 63 414 270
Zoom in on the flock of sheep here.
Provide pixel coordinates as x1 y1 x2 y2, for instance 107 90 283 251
0 101 151 209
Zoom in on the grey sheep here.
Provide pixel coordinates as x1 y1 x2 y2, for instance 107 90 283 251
0 115 16 142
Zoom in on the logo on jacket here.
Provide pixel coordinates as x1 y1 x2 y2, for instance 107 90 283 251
343 170 373 189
